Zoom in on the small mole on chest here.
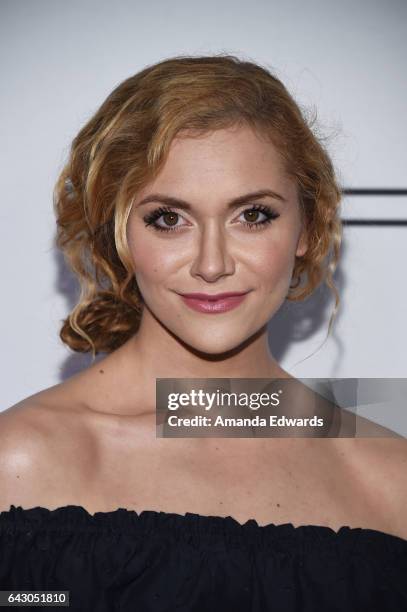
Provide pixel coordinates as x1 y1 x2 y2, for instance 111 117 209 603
99 369 104 374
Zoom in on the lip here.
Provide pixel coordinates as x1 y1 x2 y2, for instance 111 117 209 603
178 290 251 314
179 291 249 299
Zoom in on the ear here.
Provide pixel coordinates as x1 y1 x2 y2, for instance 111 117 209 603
295 226 308 258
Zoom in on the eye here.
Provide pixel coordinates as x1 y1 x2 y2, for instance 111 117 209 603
143 206 186 232
238 204 280 230
142 203 280 233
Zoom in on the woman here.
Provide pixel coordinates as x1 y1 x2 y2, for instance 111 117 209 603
1 54 406 611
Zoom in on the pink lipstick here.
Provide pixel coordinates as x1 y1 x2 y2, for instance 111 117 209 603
179 291 250 314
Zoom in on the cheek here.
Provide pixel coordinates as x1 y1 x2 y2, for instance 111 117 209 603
128 235 180 284
251 237 297 286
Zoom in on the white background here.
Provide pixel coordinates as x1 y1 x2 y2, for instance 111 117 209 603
1 0 406 431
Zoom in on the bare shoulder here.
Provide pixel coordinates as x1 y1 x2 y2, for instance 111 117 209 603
347 435 407 482
334 435 407 539
0 382 98 512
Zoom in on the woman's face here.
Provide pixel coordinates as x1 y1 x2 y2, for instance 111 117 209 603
126 124 307 354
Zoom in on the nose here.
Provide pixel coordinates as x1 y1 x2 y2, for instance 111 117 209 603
190 221 235 283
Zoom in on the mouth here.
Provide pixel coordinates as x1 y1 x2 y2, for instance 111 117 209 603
177 290 251 314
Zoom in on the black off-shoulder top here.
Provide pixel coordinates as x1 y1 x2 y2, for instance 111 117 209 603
0 504 406 611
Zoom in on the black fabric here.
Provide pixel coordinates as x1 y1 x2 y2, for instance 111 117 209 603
0 504 406 611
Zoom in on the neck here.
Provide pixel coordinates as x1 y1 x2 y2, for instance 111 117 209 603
126 308 286 379
81 308 291 417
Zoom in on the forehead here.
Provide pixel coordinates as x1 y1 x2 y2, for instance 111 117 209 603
139 125 295 203
167 125 285 174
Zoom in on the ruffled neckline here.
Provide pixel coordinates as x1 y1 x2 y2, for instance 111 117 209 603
1 504 407 556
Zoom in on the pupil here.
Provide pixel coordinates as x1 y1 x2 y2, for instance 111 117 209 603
164 212 177 226
245 210 258 222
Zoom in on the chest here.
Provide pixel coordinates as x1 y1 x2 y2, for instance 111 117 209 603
79 436 385 532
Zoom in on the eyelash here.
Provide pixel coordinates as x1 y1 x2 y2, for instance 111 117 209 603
143 204 280 233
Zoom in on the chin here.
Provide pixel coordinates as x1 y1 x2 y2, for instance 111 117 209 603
175 329 252 358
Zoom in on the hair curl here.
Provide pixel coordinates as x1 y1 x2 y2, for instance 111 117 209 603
53 53 343 361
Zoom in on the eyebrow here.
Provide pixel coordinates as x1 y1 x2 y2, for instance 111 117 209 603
136 189 287 211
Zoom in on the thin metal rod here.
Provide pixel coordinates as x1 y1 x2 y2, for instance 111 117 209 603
342 188 407 196
342 219 407 226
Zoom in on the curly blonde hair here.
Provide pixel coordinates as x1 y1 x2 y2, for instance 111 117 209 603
53 54 342 361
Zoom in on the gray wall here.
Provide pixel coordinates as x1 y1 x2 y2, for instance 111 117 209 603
1 0 406 431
